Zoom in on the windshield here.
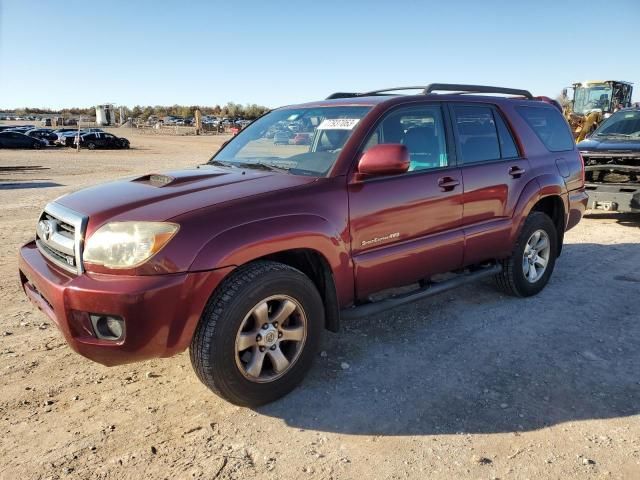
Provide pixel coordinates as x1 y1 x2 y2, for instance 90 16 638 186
593 109 640 138
573 85 612 115
209 106 372 176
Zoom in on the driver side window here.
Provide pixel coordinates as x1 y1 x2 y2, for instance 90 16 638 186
363 105 448 172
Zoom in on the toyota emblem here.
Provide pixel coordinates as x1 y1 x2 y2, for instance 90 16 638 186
38 220 53 241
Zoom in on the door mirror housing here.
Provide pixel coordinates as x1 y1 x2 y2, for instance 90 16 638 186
357 144 410 178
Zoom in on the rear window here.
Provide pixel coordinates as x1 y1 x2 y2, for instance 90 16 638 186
517 106 574 152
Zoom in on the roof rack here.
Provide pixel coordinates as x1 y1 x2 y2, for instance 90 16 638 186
325 92 361 99
423 83 533 99
326 83 533 100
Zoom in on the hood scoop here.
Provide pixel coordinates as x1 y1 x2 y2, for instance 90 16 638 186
133 171 227 187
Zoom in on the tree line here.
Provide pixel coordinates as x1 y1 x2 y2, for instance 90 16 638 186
3 102 270 120
130 102 269 120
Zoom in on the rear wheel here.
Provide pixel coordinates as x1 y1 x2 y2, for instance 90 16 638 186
190 261 324 406
33 142 41 150
495 211 558 297
87 142 96 150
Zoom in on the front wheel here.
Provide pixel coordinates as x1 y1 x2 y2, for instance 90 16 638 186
190 261 324 406
495 211 558 297
87 142 96 150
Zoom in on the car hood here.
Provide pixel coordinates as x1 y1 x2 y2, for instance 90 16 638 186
577 136 640 152
56 166 316 234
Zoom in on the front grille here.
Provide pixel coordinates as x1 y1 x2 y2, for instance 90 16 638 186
35 203 88 275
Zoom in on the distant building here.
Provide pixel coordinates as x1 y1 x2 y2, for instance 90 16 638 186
96 104 116 126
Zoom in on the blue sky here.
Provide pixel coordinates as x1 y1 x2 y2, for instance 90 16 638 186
1 0 639 109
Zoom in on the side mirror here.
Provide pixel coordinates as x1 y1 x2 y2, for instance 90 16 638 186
357 144 410 178
562 88 568 98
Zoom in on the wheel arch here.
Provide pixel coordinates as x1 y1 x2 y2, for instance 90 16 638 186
190 215 353 332
530 194 566 255
259 248 340 332
511 175 568 255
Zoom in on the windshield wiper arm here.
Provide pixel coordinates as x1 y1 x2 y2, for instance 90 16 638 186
205 159 236 168
596 133 632 138
237 161 290 173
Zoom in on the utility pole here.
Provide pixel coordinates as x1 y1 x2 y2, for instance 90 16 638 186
76 115 81 152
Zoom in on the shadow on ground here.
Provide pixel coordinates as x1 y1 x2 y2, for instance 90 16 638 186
259 242 640 435
584 212 640 228
0 181 63 190
0 165 50 174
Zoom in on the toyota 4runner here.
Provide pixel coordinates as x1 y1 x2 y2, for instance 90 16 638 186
18 84 588 406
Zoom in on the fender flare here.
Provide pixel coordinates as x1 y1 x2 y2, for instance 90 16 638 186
189 214 353 306
510 174 567 244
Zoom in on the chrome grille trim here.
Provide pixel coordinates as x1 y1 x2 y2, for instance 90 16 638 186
35 202 88 275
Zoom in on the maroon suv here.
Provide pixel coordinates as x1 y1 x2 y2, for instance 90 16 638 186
18 84 588 406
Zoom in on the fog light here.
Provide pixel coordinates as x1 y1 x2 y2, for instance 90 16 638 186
90 315 125 341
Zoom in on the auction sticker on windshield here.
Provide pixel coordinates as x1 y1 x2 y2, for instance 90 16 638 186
317 118 360 130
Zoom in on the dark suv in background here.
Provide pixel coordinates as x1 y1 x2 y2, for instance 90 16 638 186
577 107 640 212
19 84 587 406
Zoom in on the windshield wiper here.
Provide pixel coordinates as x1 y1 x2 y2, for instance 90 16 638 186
595 132 632 138
203 159 290 173
205 160 236 168
236 161 290 173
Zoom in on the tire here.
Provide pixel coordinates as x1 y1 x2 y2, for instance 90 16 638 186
33 142 41 150
495 211 558 297
87 142 96 150
190 260 324 406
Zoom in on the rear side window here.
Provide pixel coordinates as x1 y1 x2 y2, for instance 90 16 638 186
451 106 501 163
494 113 519 159
517 106 574 152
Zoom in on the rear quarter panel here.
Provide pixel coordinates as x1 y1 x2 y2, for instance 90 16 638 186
499 101 573 236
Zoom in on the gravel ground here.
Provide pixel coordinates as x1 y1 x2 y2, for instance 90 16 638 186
0 131 639 480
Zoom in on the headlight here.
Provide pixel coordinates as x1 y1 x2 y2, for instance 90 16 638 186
83 222 179 269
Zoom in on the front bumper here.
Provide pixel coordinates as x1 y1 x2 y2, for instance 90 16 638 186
585 182 640 213
18 240 234 366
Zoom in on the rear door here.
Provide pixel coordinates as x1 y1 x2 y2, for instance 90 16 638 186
348 103 464 299
12 133 27 147
448 103 532 265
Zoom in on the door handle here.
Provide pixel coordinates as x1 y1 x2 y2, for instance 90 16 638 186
438 177 460 191
508 166 526 178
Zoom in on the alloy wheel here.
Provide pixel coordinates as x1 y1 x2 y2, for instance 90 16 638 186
234 295 307 383
522 229 551 283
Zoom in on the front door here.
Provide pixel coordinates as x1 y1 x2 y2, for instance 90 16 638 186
348 103 464 300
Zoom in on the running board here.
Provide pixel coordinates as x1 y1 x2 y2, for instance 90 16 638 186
340 263 502 321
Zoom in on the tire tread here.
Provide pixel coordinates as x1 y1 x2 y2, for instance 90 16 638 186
190 261 306 405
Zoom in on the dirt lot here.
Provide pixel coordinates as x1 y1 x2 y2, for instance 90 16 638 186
1 131 639 480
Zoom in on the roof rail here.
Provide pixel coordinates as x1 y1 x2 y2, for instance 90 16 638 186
326 92 361 99
360 86 430 96
327 84 534 100
423 83 533 99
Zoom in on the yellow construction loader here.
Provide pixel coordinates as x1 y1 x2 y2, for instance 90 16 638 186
563 80 633 142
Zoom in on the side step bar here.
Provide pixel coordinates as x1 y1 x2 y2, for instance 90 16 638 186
340 263 502 321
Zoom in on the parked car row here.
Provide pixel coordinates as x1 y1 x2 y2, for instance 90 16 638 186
0 125 130 150
0 130 48 149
